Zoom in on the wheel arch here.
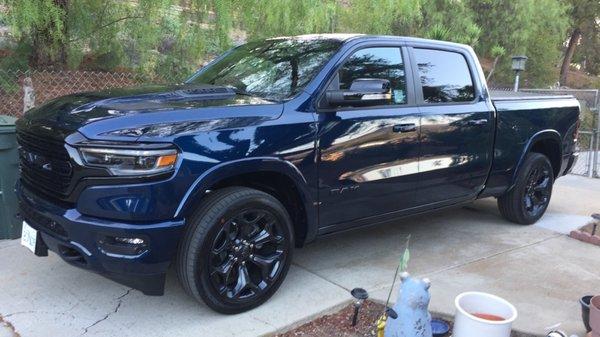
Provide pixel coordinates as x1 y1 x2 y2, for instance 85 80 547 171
511 129 562 189
176 157 317 247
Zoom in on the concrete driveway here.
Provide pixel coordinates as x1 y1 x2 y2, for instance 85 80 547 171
1 175 598 337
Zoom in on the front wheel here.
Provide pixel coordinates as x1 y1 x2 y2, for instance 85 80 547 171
498 153 554 225
177 187 294 314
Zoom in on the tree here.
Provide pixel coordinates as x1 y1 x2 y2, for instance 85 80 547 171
418 0 481 45
486 45 506 82
467 0 569 87
238 0 339 39
526 0 571 86
0 0 590 88
3 0 68 67
1 0 226 77
575 26 600 76
559 0 600 85
338 0 422 36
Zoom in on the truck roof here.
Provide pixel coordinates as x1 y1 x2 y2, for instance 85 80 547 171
267 33 472 50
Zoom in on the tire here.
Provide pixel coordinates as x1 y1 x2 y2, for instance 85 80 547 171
497 153 554 225
177 187 294 314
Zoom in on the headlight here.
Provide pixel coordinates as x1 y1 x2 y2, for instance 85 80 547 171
79 147 178 176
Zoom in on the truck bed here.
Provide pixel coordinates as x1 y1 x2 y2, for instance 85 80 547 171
484 90 580 197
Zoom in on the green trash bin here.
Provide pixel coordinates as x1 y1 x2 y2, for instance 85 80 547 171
0 115 20 239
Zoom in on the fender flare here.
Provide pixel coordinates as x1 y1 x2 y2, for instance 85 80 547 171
174 157 318 242
510 129 562 189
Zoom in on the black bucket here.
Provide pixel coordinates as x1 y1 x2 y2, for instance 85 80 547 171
581 295 593 332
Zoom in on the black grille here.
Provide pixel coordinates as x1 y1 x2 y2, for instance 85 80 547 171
17 129 72 197
19 201 68 237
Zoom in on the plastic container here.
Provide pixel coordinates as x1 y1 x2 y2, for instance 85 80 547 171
582 295 593 332
0 115 20 239
431 318 450 336
453 292 518 337
591 296 600 337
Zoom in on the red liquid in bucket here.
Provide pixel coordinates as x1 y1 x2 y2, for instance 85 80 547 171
471 313 505 321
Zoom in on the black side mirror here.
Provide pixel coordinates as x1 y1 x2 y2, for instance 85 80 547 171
325 78 391 108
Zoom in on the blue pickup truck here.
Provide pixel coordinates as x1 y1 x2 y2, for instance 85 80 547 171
16 34 580 313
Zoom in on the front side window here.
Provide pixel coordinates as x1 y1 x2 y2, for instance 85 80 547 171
413 48 475 103
188 38 343 101
337 47 407 104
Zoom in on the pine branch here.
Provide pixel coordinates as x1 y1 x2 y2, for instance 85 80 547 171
69 15 145 43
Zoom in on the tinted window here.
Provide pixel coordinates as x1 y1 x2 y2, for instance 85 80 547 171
413 49 475 103
189 38 342 101
338 47 407 104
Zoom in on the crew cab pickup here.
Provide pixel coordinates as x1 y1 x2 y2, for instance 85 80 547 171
16 34 580 313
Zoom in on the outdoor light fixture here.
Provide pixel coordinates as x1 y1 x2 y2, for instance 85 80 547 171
511 55 528 92
350 287 369 326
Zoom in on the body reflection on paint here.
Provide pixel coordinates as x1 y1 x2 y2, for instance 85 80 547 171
340 154 474 182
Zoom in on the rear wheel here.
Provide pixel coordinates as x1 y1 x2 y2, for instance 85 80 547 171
177 187 294 314
498 153 554 225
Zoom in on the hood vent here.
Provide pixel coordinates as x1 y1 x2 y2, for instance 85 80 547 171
175 86 236 100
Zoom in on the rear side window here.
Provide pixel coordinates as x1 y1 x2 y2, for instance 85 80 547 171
338 47 407 104
413 48 475 103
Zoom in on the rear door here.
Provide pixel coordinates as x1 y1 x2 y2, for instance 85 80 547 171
317 45 421 231
409 47 494 205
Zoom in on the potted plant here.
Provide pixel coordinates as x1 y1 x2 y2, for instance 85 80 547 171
591 295 600 337
581 295 593 333
452 292 518 337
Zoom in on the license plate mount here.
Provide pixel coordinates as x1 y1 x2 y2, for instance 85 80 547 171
21 221 48 256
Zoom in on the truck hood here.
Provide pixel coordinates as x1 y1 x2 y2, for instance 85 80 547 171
18 83 283 141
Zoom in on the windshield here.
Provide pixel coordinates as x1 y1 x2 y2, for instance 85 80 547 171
187 37 343 101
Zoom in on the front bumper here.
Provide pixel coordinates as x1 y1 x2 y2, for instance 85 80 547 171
16 181 186 295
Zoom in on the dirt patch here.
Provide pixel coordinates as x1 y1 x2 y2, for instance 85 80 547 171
274 301 532 337
274 300 452 337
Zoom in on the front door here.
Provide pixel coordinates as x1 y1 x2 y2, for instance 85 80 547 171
316 46 421 231
411 47 495 205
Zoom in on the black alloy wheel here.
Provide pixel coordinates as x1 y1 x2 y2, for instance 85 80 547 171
177 187 294 314
498 152 554 225
207 208 287 301
522 165 552 218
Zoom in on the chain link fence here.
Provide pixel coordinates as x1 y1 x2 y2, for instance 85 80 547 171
0 69 182 117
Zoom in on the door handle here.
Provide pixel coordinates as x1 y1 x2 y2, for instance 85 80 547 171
393 123 417 133
467 119 488 126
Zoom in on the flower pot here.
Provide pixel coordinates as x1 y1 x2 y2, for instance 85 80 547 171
591 295 600 337
453 292 518 337
581 295 593 332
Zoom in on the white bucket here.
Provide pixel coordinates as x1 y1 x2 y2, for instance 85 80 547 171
453 292 518 337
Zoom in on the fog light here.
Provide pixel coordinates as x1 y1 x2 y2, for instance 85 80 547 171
98 236 149 256
114 237 145 245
